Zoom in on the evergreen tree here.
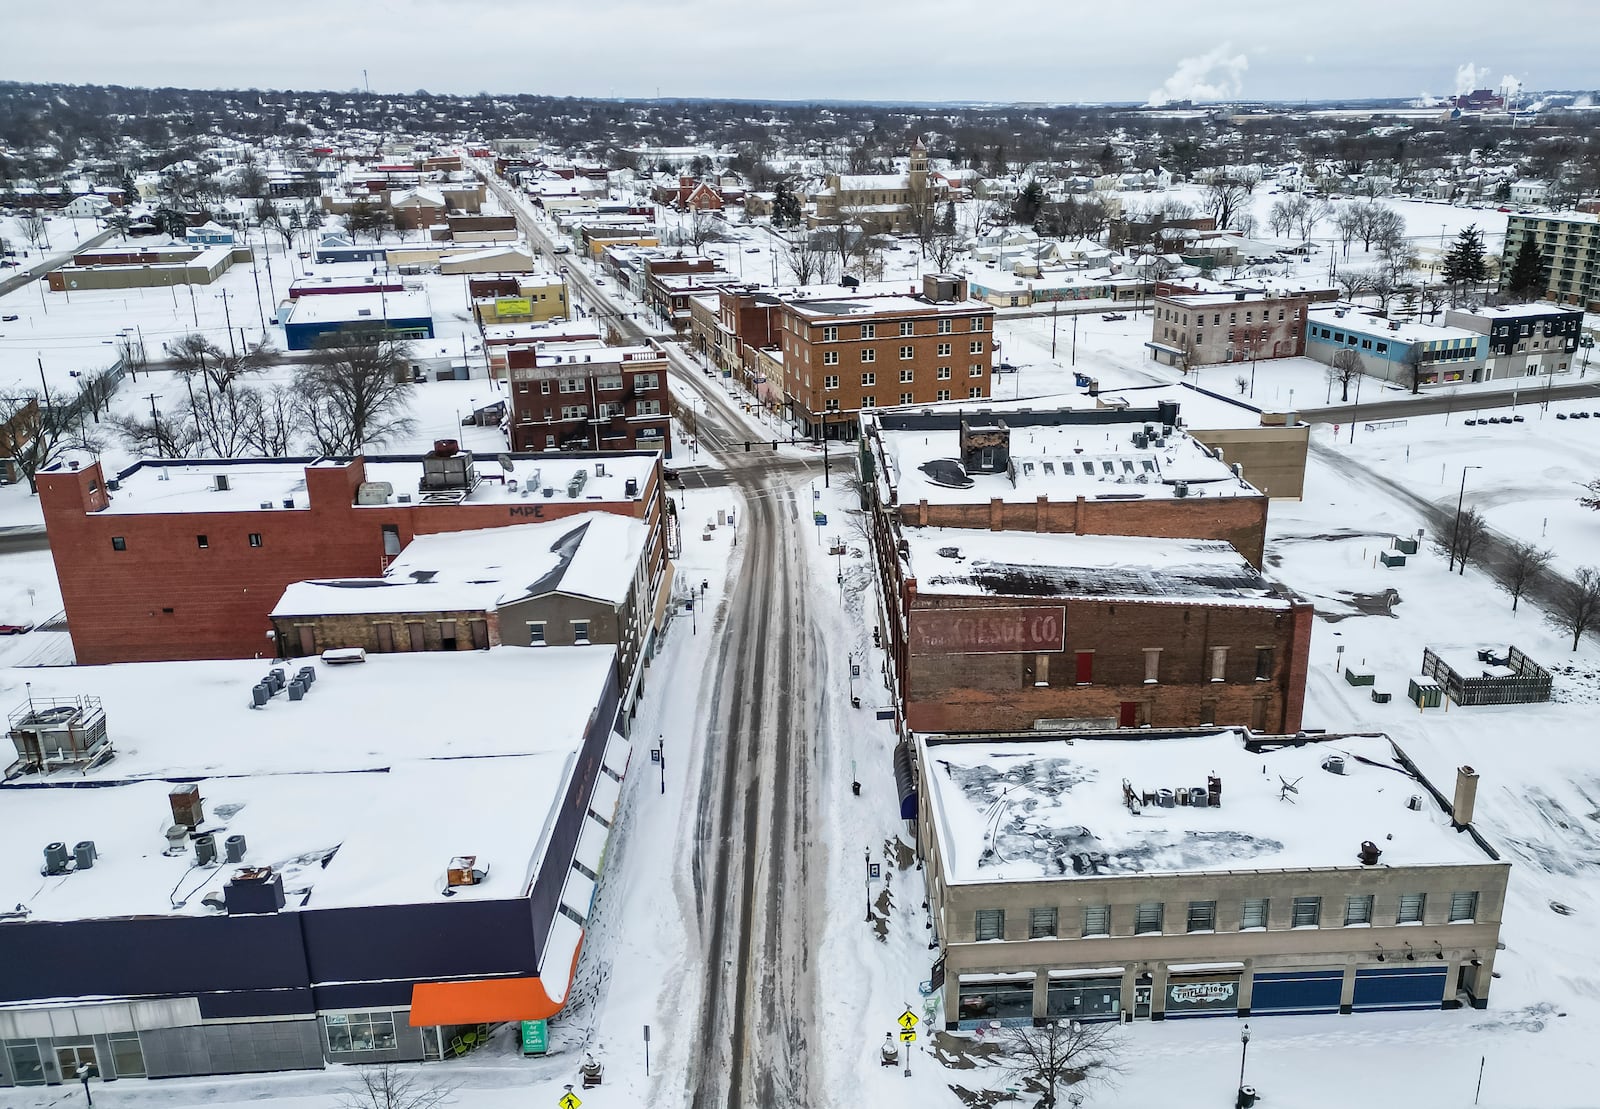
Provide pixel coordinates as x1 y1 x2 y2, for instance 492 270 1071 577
1012 180 1044 226
939 201 957 234
119 171 138 206
1441 224 1487 305
771 181 791 228
1503 243 1547 302
989 142 1007 178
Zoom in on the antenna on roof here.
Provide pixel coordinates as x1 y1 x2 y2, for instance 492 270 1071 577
1278 775 1302 803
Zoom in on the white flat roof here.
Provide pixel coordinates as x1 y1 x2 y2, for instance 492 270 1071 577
286 290 431 324
1308 306 1480 345
921 730 1494 885
903 529 1289 608
0 648 618 919
93 454 656 516
878 419 1255 506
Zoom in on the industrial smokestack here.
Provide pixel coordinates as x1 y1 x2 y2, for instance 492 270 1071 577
1453 765 1479 827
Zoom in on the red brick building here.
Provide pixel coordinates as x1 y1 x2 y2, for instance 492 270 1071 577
897 528 1313 734
506 343 671 455
37 447 666 665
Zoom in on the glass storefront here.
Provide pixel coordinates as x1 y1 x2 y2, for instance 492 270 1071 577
957 980 1035 1027
109 1032 146 1078
1046 977 1123 1021
325 1011 399 1054
4 1042 45 1086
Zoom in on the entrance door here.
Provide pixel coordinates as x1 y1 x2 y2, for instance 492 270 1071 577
1075 651 1094 684
1134 978 1153 1019
469 619 489 650
1118 701 1138 728
377 624 395 653
298 625 316 657
56 1045 96 1081
407 623 426 651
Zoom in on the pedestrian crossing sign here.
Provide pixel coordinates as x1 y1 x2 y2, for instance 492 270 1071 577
559 1093 582 1109
898 1010 918 1030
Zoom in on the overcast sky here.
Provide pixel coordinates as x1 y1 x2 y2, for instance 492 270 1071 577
8 1 1597 105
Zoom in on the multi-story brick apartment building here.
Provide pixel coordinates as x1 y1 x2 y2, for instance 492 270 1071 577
917 729 1508 1026
505 342 671 455
782 274 995 439
1443 303 1584 378
1502 211 1600 311
36 446 666 664
1147 286 1313 368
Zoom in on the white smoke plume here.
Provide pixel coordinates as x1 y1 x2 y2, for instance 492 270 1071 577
1454 63 1486 96
1499 74 1524 101
1146 44 1249 107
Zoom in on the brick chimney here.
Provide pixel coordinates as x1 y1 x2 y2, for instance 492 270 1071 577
1453 765 1479 827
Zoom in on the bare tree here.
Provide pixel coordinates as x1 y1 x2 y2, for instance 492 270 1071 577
1581 478 1600 512
1334 269 1371 302
999 1019 1124 1107
2 390 99 492
926 224 964 272
1549 566 1600 651
105 212 132 241
19 210 49 252
1500 541 1554 612
1422 284 1446 322
1203 179 1250 231
170 333 276 394
338 1064 456 1109
110 407 201 459
293 333 417 454
782 234 834 286
681 209 722 251
238 384 302 456
1447 505 1489 575
1324 347 1362 402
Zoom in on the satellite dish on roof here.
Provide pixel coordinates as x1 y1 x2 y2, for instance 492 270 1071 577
498 453 515 472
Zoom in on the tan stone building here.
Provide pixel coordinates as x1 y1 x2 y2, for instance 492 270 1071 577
1147 288 1312 368
780 274 994 438
809 139 940 233
915 729 1508 1027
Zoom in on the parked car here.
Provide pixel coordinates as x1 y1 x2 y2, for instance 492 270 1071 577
1101 312 1127 321
0 314 17 322
0 624 33 636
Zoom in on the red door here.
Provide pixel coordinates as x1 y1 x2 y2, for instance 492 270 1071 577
1118 701 1138 728
1075 651 1094 684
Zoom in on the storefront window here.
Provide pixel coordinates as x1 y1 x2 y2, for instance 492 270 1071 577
4 1041 45 1086
957 981 1035 1026
325 1011 398 1054
109 1033 146 1078
1046 977 1122 1021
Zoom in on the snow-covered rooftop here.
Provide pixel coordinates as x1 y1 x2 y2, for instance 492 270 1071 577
1307 305 1481 345
272 512 646 616
284 289 431 324
904 529 1290 608
876 416 1256 506
920 730 1496 885
0 648 621 920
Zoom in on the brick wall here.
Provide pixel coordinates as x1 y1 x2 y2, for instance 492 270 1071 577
903 593 1311 734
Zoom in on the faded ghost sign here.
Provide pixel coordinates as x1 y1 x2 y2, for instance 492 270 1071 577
909 607 1066 655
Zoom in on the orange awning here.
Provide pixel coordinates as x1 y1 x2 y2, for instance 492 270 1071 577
408 938 584 1027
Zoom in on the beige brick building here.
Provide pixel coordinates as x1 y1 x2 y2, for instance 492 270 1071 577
915 729 1508 1027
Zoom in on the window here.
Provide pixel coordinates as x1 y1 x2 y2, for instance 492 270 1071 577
1143 648 1161 683
1186 900 1216 932
559 377 584 393
969 386 983 398
111 536 126 551
900 368 914 382
1029 906 1058 939
936 389 951 401
637 399 662 416
822 325 838 342
632 373 660 390
1397 893 1426 924
596 374 623 391
900 320 915 336
970 364 985 377
108 1032 145 1079
937 342 952 357
1255 647 1275 680
540 380 552 394
325 1011 398 1054
823 350 839 365
970 340 985 354
1209 646 1228 681
938 318 953 334
249 533 263 548
861 348 876 363
1291 896 1322 927
1449 891 1478 922
825 375 839 390
1345 894 1374 926
1082 904 1110 936
572 619 590 644
528 621 547 646
900 392 914 404
970 316 986 331
1241 898 1269 930
975 908 1005 940
560 405 589 420
900 344 915 360
860 323 876 339
1134 902 1164 934
937 366 952 380
861 372 876 386
196 534 209 549
862 395 876 407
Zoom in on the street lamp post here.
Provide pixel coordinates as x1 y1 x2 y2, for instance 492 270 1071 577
1236 1023 1251 1107
1448 465 1483 572
864 846 873 922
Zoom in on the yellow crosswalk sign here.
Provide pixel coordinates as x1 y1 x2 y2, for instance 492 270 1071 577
900 1028 917 1042
559 1093 582 1109
898 1010 918 1030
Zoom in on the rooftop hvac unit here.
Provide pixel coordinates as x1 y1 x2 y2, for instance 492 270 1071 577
250 683 270 708
625 477 639 498
260 501 273 510
1189 787 1209 808
288 679 306 701
297 666 316 687
1322 755 1347 775
595 462 606 477
1173 481 1190 498
567 469 589 498
42 842 70 876
1358 840 1382 865
194 833 219 867
1156 788 1176 808
282 497 294 509
74 841 97 870
224 867 285 915
225 834 247 863
170 784 204 829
